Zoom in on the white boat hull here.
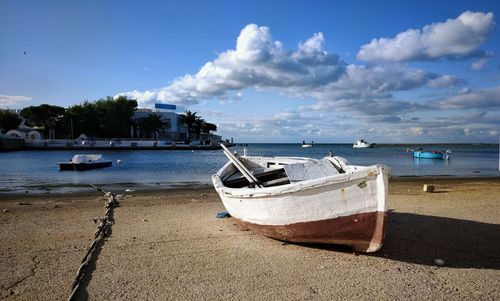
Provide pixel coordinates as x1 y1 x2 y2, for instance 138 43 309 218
212 157 389 252
353 144 373 148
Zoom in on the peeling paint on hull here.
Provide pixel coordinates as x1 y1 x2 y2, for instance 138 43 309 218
235 211 386 253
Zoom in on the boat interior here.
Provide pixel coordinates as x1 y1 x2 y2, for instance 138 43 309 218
222 156 346 189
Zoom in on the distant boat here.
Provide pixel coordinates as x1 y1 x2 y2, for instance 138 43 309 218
301 140 313 148
59 154 112 171
212 144 390 253
412 149 451 160
353 140 374 148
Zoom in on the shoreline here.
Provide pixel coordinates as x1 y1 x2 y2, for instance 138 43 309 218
0 177 499 299
1 176 499 197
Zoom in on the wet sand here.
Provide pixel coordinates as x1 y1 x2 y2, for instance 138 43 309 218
1 178 499 300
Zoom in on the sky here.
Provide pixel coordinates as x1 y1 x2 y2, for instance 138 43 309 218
1 0 499 143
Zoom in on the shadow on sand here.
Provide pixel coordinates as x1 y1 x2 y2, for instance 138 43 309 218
301 212 500 270
377 212 500 269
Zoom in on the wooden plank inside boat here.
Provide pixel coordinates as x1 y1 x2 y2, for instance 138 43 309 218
224 167 289 188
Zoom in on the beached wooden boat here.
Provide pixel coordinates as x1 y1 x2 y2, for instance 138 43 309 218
59 154 112 171
212 145 390 253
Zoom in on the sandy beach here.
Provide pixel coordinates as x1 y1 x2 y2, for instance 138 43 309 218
1 178 499 300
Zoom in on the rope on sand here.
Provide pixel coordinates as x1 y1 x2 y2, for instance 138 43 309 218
67 184 118 301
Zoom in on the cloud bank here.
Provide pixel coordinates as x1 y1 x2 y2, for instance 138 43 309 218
357 11 494 62
0 95 32 107
118 24 346 107
119 23 457 110
118 11 498 142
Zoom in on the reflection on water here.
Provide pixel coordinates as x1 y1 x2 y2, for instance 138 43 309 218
413 158 449 167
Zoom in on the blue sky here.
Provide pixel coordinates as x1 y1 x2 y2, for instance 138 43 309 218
1 0 499 143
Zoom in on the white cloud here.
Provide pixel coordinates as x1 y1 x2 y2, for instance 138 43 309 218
0 95 32 107
357 11 494 62
216 104 500 143
300 64 456 115
436 86 500 109
118 24 345 107
470 58 488 71
115 22 499 142
427 75 462 88
411 127 426 135
458 87 471 94
118 23 460 117
234 92 243 100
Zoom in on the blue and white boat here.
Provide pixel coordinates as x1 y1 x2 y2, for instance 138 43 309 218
411 149 451 160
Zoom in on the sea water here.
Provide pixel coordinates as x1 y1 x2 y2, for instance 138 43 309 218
0 144 498 194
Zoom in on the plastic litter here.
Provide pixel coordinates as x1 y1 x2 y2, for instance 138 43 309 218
434 258 445 266
216 211 231 218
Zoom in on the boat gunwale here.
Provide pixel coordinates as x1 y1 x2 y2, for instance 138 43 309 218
212 156 389 198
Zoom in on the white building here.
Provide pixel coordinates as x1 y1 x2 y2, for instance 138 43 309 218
133 103 221 143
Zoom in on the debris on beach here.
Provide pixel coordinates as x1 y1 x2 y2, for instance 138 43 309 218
216 211 231 218
434 258 445 266
423 184 435 193
125 188 135 192
2 209 9 213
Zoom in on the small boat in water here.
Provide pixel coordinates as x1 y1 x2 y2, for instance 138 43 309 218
409 148 451 160
353 139 374 148
59 154 112 171
212 145 390 253
301 140 313 148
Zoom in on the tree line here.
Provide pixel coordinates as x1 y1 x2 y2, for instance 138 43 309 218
0 96 217 139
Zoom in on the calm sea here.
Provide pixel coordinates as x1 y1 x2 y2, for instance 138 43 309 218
0 143 499 194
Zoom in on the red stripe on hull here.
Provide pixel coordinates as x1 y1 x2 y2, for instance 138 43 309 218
235 211 386 253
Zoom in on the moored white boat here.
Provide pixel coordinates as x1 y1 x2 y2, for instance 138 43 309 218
353 139 374 148
301 140 313 148
212 146 390 253
59 154 112 171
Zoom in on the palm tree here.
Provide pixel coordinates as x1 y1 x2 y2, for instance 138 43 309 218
136 113 166 138
202 122 217 133
194 116 205 139
183 110 198 139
